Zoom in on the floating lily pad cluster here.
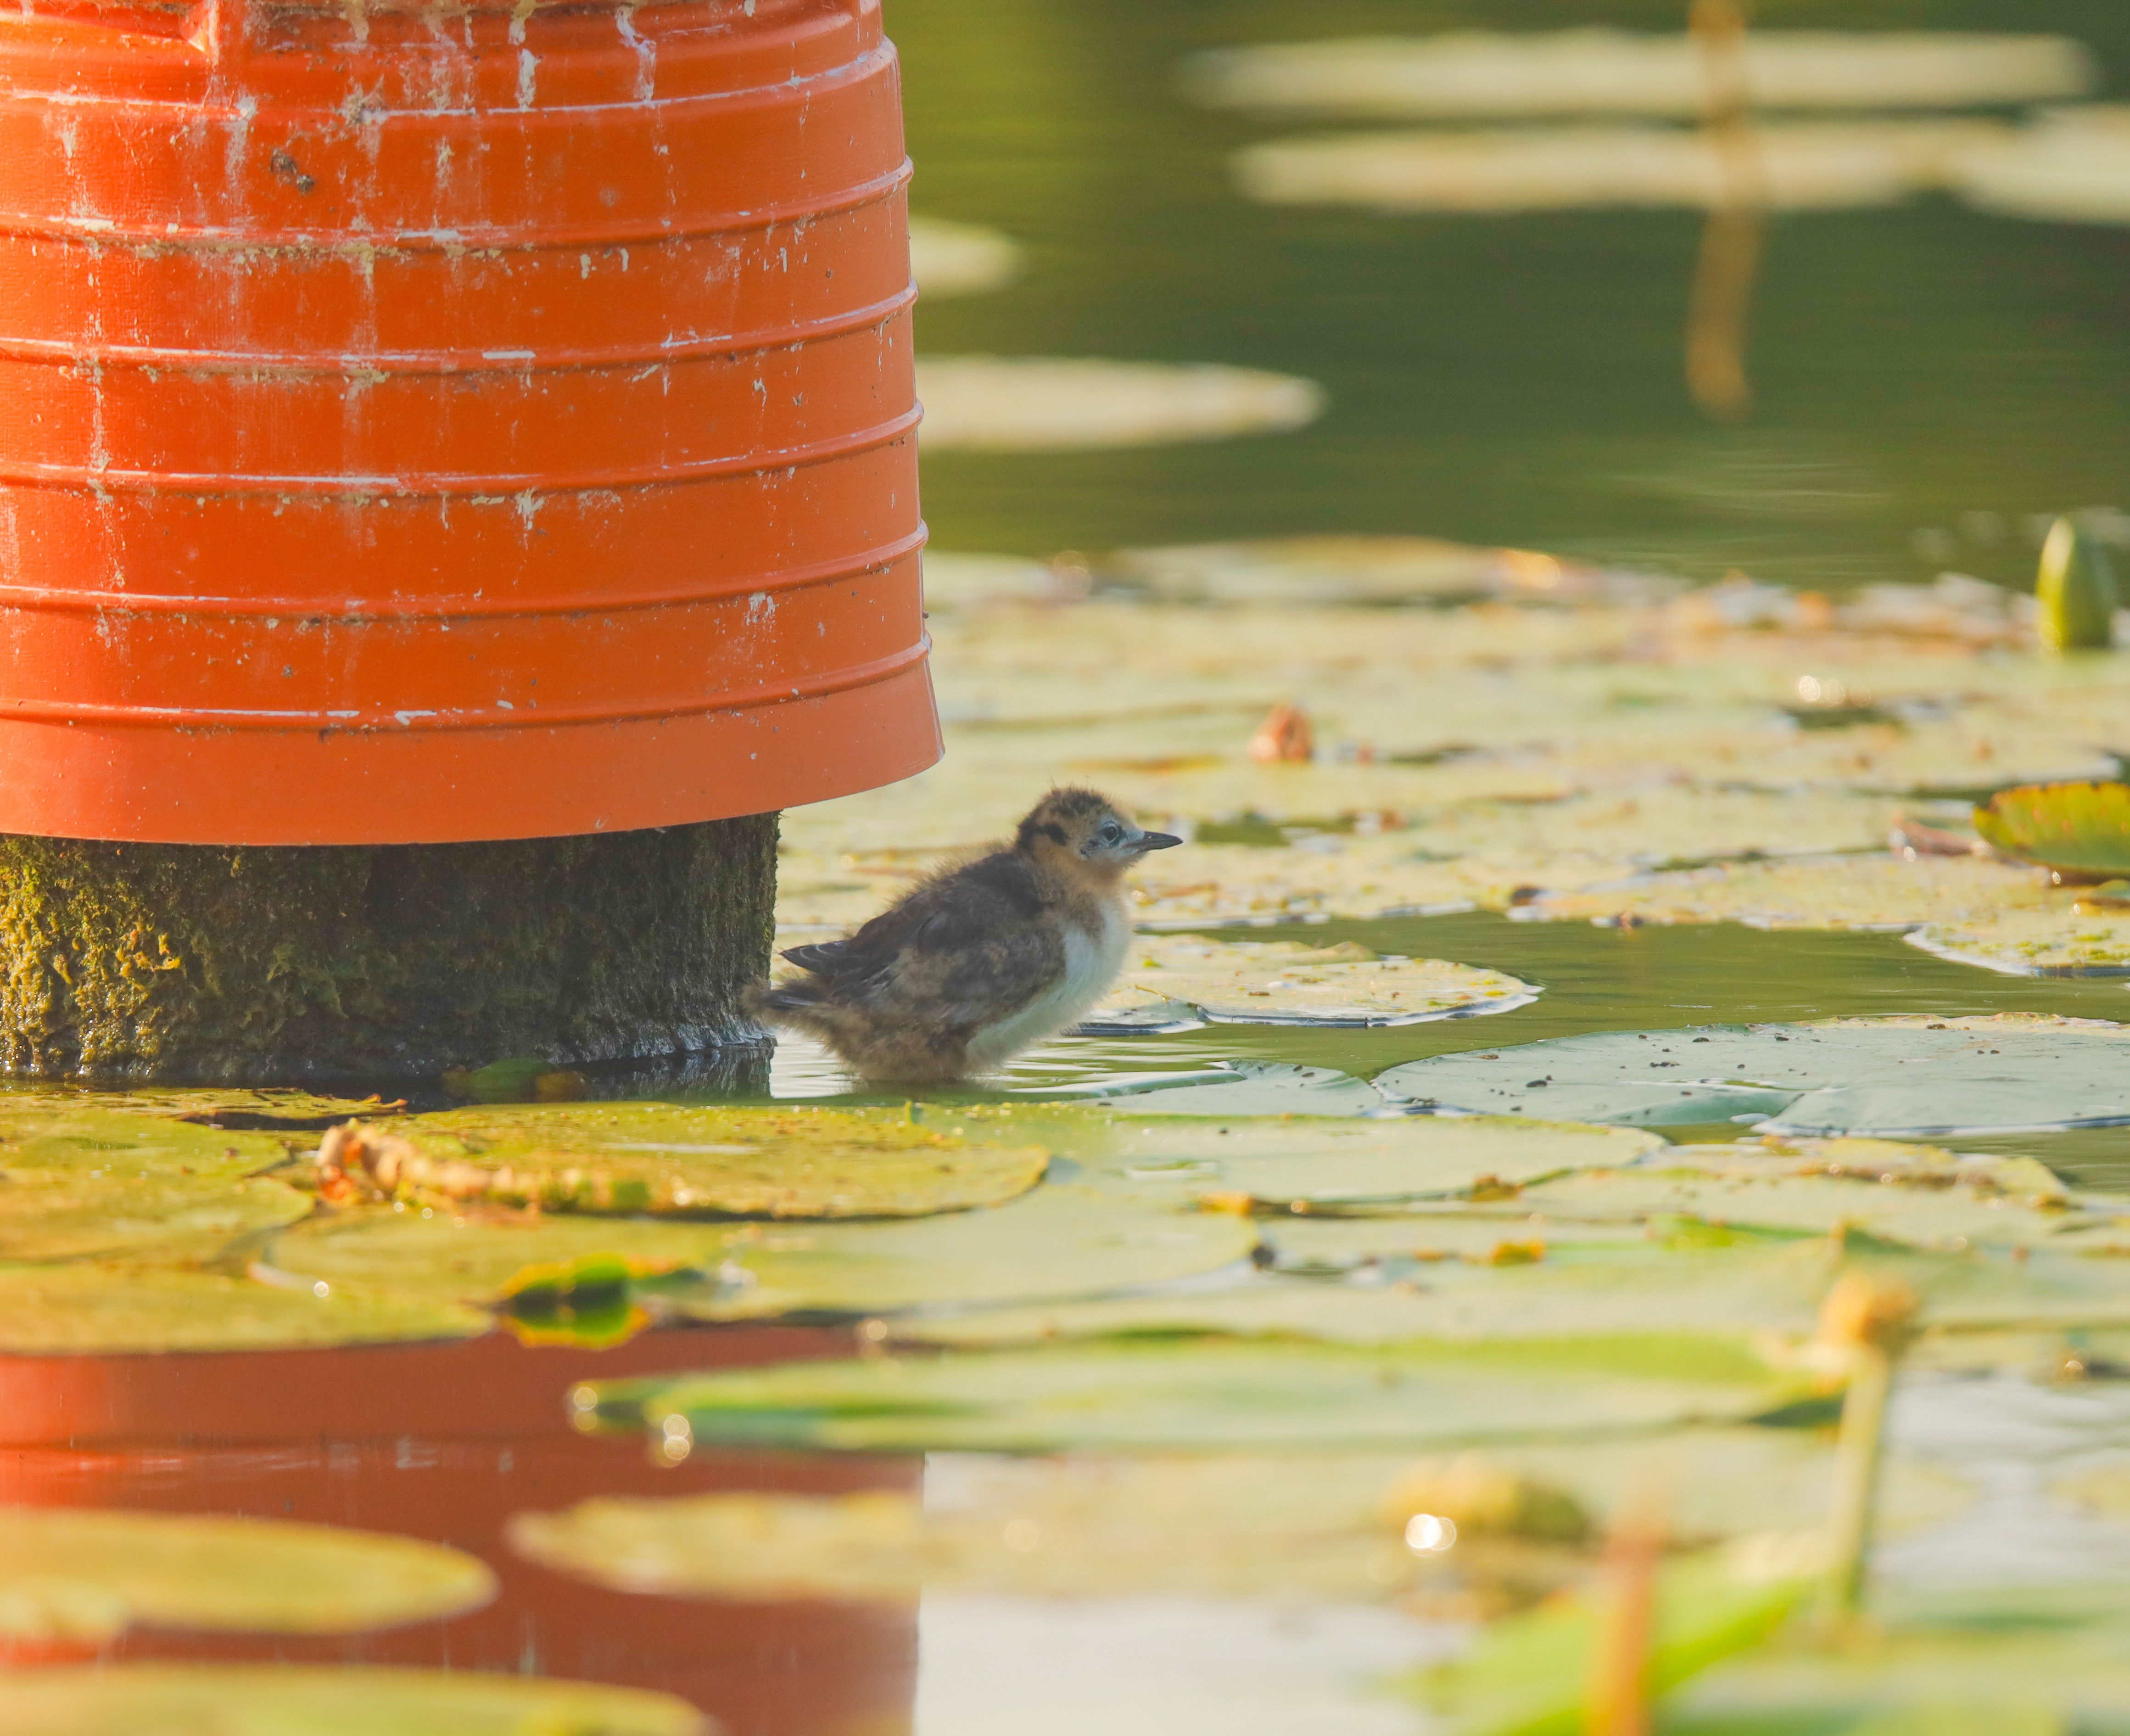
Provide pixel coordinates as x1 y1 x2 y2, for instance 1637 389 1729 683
778 559 2130 971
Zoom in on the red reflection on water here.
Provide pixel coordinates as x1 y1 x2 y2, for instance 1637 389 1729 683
0 1327 918 1736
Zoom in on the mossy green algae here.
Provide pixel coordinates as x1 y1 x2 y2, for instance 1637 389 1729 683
0 815 777 1082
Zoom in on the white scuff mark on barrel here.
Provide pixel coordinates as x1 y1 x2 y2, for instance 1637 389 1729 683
433 139 453 197
395 710 437 726
580 253 592 279
616 5 658 102
509 1 539 110
225 95 258 196
514 489 542 533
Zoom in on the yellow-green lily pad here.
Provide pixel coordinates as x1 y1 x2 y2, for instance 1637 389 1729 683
907 216 1023 297
0 1263 488 1354
1974 781 2130 878
915 358 1324 452
0 1665 707 1736
336 1102 1049 1218
0 1508 494 1643
577 1333 1791 1455
965 1102 1661 1209
1082 934 1537 1029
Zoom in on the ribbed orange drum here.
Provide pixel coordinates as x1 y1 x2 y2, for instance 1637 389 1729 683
0 0 936 845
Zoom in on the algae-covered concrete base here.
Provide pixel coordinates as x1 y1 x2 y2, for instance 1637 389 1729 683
0 815 778 1084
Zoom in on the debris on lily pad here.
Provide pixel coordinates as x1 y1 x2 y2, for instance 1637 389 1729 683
0 1509 494 1644
1234 121 2013 216
1181 32 2095 121
0 1262 490 1355
0 1665 709 1736
914 358 1325 452
311 1103 1049 1219
908 216 1023 297
574 1332 1793 1456
1379 1014 2130 1137
1080 935 1537 1030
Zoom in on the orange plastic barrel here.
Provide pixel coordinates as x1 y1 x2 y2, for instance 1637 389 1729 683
0 0 937 845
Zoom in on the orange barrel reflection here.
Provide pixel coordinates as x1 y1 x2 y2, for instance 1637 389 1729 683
0 1328 918 1736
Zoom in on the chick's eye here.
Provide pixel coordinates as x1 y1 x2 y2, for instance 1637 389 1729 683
1101 823 1122 841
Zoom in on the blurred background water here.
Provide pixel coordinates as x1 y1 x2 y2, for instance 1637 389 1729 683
900 0 2130 588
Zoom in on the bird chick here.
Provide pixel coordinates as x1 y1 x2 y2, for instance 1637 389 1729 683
748 789 1182 1081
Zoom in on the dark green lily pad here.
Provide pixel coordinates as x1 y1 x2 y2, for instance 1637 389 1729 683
345 1103 1049 1219
0 1665 707 1736
0 1263 488 1354
1377 1015 2130 1137
576 1334 1792 1455
0 1509 494 1643
1973 781 2130 877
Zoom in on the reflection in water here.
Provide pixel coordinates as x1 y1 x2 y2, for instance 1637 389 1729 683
0 1331 917 1736
1684 0 1765 422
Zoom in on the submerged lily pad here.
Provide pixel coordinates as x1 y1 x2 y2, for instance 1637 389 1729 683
1039 1060 1402 1116
914 358 1324 452
0 1263 488 1354
0 1509 494 1643
326 1103 1048 1219
1182 32 2095 120
669 1182 1257 1322
0 1665 707 1736
1973 782 2130 878
971 1103 1660 1210
1379 1015 2130 1137
576 1333 1791 1455
1081 935 1537 1029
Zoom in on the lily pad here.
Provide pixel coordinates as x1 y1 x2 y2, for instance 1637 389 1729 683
1235 121 2013 216
0 1665 707 1736
575 1333 1792 1455
1036 1061 1402 1116
506 1432 1961 1610
908 217 1023 297
0 1263 488 1354
1957 105 2130 226
1378 1015 2130 1137
1973 782 2130 878
915 358 1325 452
263 1210 745 1316
1406 1542 1816 1736
0 1509 494 1643
666 1181 1258 1322
328 1103 1049 1219
1094 535 1672 608
967 1103 1660 1210
1079 935 1536 1030
1182 32 2095 120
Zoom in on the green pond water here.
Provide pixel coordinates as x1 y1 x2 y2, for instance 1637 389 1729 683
10 3 2130 1734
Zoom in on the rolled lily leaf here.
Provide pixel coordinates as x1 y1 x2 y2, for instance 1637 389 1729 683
2035 516 2120 652
1973 781 2130 878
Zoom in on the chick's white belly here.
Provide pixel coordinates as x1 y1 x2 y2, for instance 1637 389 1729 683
965 910 1128 1069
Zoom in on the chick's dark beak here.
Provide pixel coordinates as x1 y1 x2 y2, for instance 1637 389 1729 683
1134 831 1183 852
